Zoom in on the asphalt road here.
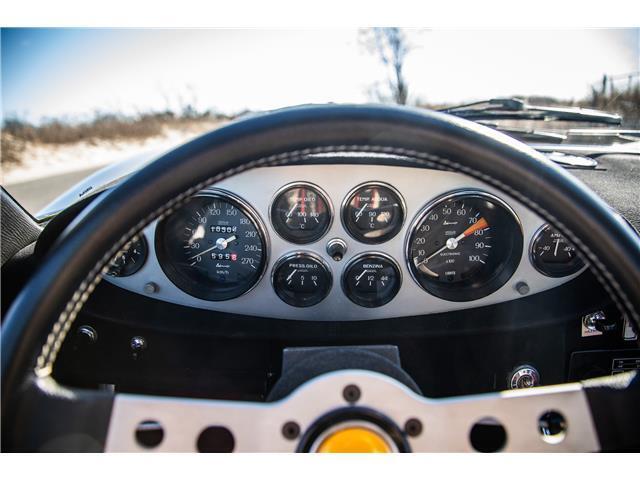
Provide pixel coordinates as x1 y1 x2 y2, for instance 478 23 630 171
5 166 102 215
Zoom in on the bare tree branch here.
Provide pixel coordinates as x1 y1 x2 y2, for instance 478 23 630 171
361 28 413 105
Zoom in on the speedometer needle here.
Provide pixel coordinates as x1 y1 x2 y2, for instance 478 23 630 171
415 217 488 266
187 235 236 260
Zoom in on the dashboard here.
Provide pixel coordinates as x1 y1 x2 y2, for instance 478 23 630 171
104 162 586 321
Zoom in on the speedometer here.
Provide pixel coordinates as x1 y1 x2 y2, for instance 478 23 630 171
156 190 267 301
406 191 523 301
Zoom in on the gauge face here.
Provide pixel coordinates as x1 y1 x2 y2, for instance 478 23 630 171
407 191 523 301
342 254 401 307
155 192 267 301
531 225 585 277
342 183 405 244
271 183 331 244
272 253 332 307
106 236 147 277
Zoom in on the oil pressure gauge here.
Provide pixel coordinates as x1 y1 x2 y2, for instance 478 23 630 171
342 253 401 307
530 224 585 277
272 252 332 307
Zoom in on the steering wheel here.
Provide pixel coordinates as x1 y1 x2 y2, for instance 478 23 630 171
2 105 639 452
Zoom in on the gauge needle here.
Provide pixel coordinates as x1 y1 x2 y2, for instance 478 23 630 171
286 269 298 282
355 203 368 221
553 238 560 257
187 235 236 260
415 217 488 266
356 269 371 281
286 203 297 218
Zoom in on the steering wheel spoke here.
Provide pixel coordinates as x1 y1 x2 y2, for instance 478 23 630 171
104 370 602 452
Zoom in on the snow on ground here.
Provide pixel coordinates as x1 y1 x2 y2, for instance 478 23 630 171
2 121 223 185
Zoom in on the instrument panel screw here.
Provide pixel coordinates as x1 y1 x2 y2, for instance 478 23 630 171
342 384 361 403
515 281 530 295
144 282 159 294
282 421 301 440
131 336 147 351
404 418 423 437
76 325 98 345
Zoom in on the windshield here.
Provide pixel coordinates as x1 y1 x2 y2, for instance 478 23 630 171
2 28 639 217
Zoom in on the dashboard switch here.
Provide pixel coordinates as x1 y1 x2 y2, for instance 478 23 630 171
509 365 540 389
582 310 616 334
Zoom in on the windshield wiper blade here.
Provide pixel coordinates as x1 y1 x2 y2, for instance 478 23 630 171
440 98 622 125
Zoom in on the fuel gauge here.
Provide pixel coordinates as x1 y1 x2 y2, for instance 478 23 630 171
272 253 332 307
530 224 585 277
342 253 401 307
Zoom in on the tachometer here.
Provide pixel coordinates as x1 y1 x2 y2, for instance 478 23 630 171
156 190 267 301
406 191 523 301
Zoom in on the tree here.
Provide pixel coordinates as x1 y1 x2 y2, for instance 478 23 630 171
361 28 413 105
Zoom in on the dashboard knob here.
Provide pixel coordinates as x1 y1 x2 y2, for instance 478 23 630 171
509 365 540 389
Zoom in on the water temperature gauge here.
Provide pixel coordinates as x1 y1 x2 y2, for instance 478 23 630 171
272 253 332 307
342 253 401 307
342 182 405 244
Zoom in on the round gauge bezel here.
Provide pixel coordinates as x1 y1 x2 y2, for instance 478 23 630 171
341 181 406 244
155 189 269 301
106 234 148 277
271 251 333 307
405 189 523 302
270 181 333 244
529 223 586 278
341 252 402 308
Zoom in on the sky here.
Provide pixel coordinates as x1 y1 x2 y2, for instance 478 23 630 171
2 28 639 123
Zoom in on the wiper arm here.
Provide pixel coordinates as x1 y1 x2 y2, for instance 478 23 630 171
479 122 568 144
440 98 622 125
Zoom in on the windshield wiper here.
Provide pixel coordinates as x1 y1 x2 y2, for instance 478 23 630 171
440 98 622 125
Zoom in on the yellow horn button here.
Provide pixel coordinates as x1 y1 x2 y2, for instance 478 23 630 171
316 427 393 453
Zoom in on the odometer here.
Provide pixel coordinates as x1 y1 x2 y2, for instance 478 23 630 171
407 191 523 301
156 191 267 301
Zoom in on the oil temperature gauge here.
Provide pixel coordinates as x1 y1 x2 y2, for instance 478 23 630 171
530 224 585 277
272 253 332 307
342 253 401 307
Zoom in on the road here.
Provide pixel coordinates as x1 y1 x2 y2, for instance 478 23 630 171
5 166 102 215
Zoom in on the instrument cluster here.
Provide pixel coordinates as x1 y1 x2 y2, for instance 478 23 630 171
104 164 587 321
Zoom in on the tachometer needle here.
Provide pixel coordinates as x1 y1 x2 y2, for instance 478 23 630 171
415 217 489 266
187 235 236 260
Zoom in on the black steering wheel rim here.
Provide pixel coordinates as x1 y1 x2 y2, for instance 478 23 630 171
2 104 640 451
